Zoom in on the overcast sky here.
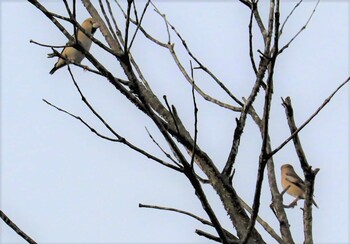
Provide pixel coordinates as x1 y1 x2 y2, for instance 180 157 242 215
1 1 349 243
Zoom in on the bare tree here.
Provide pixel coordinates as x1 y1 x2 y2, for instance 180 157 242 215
2 0 349 243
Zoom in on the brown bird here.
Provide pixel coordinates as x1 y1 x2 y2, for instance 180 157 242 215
281 164 318 208
49 18 100 74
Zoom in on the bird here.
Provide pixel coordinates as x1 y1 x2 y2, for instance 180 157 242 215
49 18 100 75
281 164 318 208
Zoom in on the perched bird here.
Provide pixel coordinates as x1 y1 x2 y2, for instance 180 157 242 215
49 18 100 75
281 164 318 208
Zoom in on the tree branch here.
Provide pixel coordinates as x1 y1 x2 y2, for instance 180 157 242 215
0 210 37 244
195 229 222 242
152 4 244 107
282 97 318 243
278 0 320 55
190 61 199 168
269 76 350 157
139 202 237 243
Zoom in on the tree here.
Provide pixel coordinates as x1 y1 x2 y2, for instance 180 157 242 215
1 0 349 243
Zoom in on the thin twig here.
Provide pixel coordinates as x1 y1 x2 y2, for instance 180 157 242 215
145 127 183 168
30 39 65 49
99 0 118 41
280 0 303 35
278 0 320 55
139 203 212 225
239 0 267 41
239 197 283 243
163 96 181 135
116 0 168 48
72 0 76 25
128 0 151 50
28 0 73 41
62 0 80 51
124 0 132 53
139 203 237 241
150 1 171 44
168 44 241 111
62 0 73 20
0 210 37 244
195 229 222 243
248 4 258 76
110 0 153 89
152 4 243 106
131 0 139 23
43 99 119 142
269 76 350 157
46 12 71 22
195 174 210 184
190 61 199 168
105 0 120 39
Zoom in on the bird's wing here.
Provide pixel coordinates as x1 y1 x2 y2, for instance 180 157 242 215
285 173 305 191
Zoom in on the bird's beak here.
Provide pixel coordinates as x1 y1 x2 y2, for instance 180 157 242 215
92 21 100 29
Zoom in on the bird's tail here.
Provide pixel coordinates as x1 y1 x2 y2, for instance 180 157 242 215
49 67 58 75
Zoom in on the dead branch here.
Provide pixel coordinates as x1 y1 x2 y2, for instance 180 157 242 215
139 203 237 242
278 0 320 55
0 210 37 244
270 76 350 157
282 97 317 243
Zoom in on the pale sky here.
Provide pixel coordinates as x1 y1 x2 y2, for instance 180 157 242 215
1 1 349 243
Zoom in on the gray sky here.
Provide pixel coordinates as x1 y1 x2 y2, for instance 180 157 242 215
1 1 349 243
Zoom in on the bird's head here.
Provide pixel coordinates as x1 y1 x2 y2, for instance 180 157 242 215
281 164 293 171
82 17 100 35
